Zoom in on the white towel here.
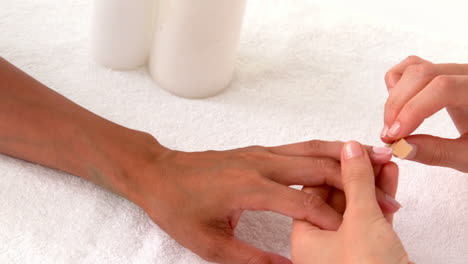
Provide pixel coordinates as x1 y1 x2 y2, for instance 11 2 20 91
1 0 468 263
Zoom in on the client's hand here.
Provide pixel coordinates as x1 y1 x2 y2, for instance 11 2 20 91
0 58 400 264
290 141 409 264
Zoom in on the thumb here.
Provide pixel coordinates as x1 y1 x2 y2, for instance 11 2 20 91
341 141 381 214
405 135 468 173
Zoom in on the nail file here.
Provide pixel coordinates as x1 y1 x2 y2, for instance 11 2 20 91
390 138 413 159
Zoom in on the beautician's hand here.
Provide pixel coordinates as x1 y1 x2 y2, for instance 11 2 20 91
290 141 410 264
128 140 399 264
381 55 468 172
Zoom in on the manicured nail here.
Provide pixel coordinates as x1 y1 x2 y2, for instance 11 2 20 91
387 121 401 138
380 125 389 138
343 141 363 160
405 144 418 159
372 146 392 155
385 194 402 209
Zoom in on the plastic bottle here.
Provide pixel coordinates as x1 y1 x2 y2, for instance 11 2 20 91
149 0 247 98
92 0 156 70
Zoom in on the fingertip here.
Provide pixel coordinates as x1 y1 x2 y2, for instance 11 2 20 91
342 141 365 161
381 137 395 145
383 161 399 176
369 146 393 164
379 161 399 198
341 141 379 212
376 161 401 214
385 72 400 91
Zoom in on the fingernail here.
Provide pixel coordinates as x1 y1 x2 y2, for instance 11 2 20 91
405 144 418 159
372 146 393 155
380 125 389 138
343 141 363 160
387 121 401 138
385 194 402 209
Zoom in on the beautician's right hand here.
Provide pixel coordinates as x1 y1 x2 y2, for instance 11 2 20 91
381 55 468 172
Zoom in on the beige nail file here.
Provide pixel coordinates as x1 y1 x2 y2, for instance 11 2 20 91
390 138 413 159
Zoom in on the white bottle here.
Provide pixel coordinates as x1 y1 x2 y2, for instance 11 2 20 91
149 0 247 98
92 0 156 70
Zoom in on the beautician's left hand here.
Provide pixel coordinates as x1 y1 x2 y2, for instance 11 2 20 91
381 55 468 172
290 141 410 264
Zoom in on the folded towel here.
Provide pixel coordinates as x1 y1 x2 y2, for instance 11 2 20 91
1 0 468 263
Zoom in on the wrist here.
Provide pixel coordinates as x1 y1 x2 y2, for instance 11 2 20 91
109 128 170 199
71 116 169 198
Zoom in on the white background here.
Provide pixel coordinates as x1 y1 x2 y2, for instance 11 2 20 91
1 0 468 263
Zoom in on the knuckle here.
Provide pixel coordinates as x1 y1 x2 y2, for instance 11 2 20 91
405 63 436 78
302 192 326 210
229 168 264 187
432 75 455 91
243 145 265 152
427 139 451 166
234 179 271 209
315 158 338 169
315 158 341 185
305 140 324 152
385 99 403 121
405 55 423 64
400 101 421 122
235 148 273 163
384 70 395 83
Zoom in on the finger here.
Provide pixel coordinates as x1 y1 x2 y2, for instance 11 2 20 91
201 236 292 264
327 187 400 215
383 63 437 136
302 185 330 201
384 75 468 141
447 107 468 135
375 162 400 224
268 140 392 164
405 134 468 173
262 156 400 213
341 141 381 214
295 186 330 232
290 186 334 260
263 156 342 187
326 188 346 214
385 59 468 91
244 182 342 230
384 55 430 90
